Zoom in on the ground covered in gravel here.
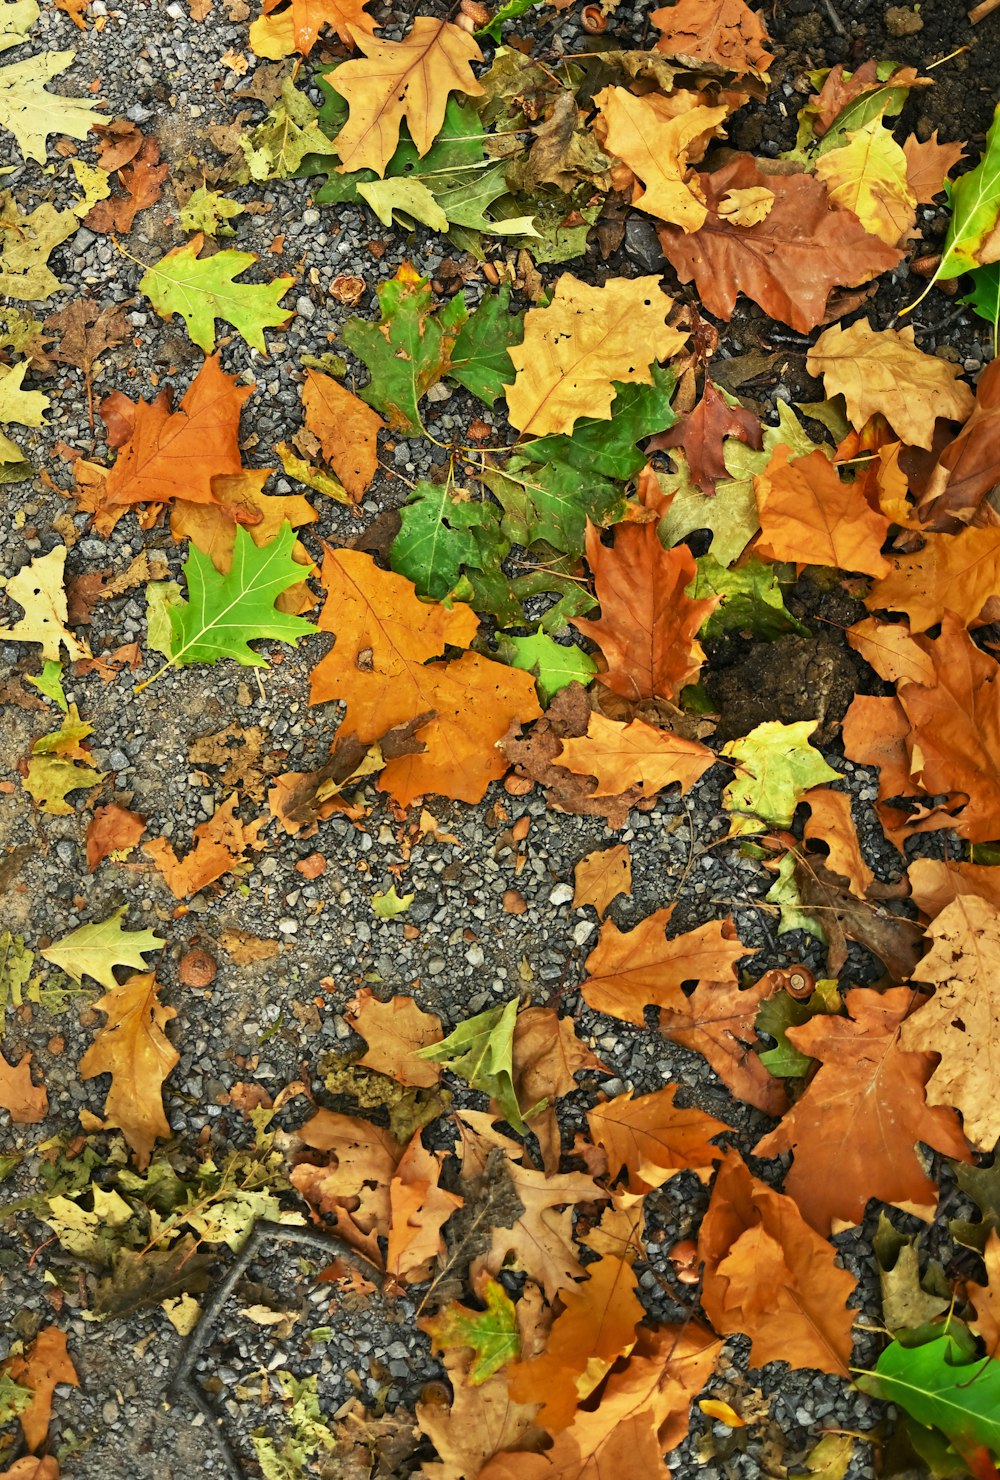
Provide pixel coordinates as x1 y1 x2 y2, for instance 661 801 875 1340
3 0 1000 1476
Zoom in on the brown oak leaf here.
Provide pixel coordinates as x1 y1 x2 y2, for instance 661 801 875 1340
649 376 762 493
651 0 773 76
78 971 178 1167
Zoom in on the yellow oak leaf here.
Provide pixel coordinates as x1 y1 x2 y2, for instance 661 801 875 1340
78 971 178 1167
806 318 975 450
0 545 89 661
815 119 917 246
595 88 727 230
504 273 687 437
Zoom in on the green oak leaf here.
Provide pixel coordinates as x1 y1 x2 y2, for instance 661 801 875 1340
146 523 316 681
371 886 415 919
756 979 839 1078
237 78 338 182
929 101 1000 284
722 721 842 836
691 555 810 641
178 187 244 239
41 907 165 990
523 366 677 482
359 178 448 233
855 1333 1000 1465
0 1372 32 1422
499 627 597 706
416 997 528 1132
0 49 104 163
139 235 295 353
342 264 466 435
422 1279 520 1383
25 658 68 711
0 191 78 301
389 481 509 601
449 287 524 407
0 930 36 1010
962 261 1000 358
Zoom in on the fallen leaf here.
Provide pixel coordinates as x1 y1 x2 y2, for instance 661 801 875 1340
346 987 444 1088
331 18 484 177
806 319 974 450
572 843 632 917
801 788 873 898
140 234 294 353
290 1108 402 1265
421 1277 521 1385
0 1050 47 1123
555 711 716 800
416 1344 545 1480
651 0 773 76
698 1149 858 1375
969 1229 1000 1357
754 445 891 578
722 720 842 836
660 973 788 1115
907 857 1000 920
0 545 88 661
917 358 1000 526
78 971 178 1166
301 368 382 500
755 987 971 1232
815 120 916 246
650 375 762 494
84 135 168 234
573 524 715 703
865 525 1000 632
41 907 164 988
595 89 728 230
902 896 1000 1152
504 273 686 437
587 1083 729 1194
249 0 375 55
23 702 105 814
582 905 750 1026
4 1329 78 1452
308 548 540 806
386 1131 464 1284
657 155 900 332
145 793 266 897
85 802 146 870
903 131 965 202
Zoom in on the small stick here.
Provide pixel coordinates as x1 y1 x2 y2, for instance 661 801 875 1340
820 0 847 37
970 0 1000 23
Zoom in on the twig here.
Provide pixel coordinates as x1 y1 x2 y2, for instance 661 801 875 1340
820 0 847 37
970 0 1000 23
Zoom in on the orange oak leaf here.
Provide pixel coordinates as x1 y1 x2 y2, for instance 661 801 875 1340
847 615 936 688
649 376 762 493
5 1329 78 1453
85 802 147 870
801 788 874 898
754 444 891 578
841 692 914 800
84 136 168 235
346 987 444 1088
594 90 729 231
907 857 1000 920
659 974 787 1116
582 905 751 1027
901 896 1000 1151
101 355 251 510
698 1149 858 1375
482 1323 722 1480
78 971 178 1167
0 1051 47 1124
755 987 971 1232
511 1006 605 1172
332 18 484 177
651 0 773 76
865 525 1000 632
806 319 974 451
506 1254 645 1432
504 274 687 438
555 712 716 799
0 1459 61 1480
308 548 541 806
301 369 383 500
587 1084 730 1194
657 155 900 332
171 469 317 615
290 1108 402 1266
572 525 716 703
251 0 376 55
572 843 632 918
891 615 1000 843
903 132 965 203
145 794 266 898
416 1343 545 1480
386 1132 464 1284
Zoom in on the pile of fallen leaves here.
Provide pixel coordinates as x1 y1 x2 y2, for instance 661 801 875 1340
6 0 1000 1473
